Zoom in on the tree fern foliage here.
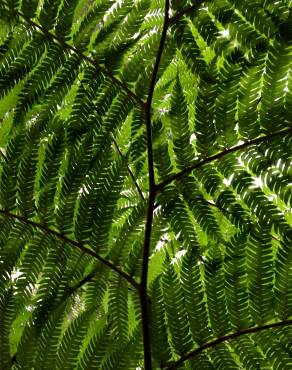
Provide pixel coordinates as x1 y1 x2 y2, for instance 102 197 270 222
0 0 291 368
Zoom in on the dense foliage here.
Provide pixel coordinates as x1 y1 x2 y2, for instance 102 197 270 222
0 0 292 369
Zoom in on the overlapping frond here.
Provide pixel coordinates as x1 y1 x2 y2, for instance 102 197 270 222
0 0 291 369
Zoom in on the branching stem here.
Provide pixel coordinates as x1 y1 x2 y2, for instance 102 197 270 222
3 1 146 110
140 1 170 369
157 128 292 190
77 77 145 201
163 319 292 369
0 209 140 290
112 139 145 201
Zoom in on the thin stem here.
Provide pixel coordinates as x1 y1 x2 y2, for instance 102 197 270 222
169 0 206 24
0 209 140 290
157 128 292 190
112 139 145 201
140 1 170 369
69 270 98 292
77 77 145 201
4 2 146 110
272 235 285 247
205 200 229 213
163 319 292 369
0 149 6 160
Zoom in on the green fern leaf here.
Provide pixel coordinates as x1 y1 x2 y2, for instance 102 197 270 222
0 1 291 368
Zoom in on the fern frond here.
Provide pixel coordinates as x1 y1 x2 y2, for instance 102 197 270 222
162 261 192 355
180 247 212 344
109 275 129 343
0 0 291 368
0 288 15 368
150 277 172 366
56 309 94 369
205 248 232 337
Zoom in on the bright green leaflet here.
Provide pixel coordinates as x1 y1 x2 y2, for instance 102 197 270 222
0 0 291 369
